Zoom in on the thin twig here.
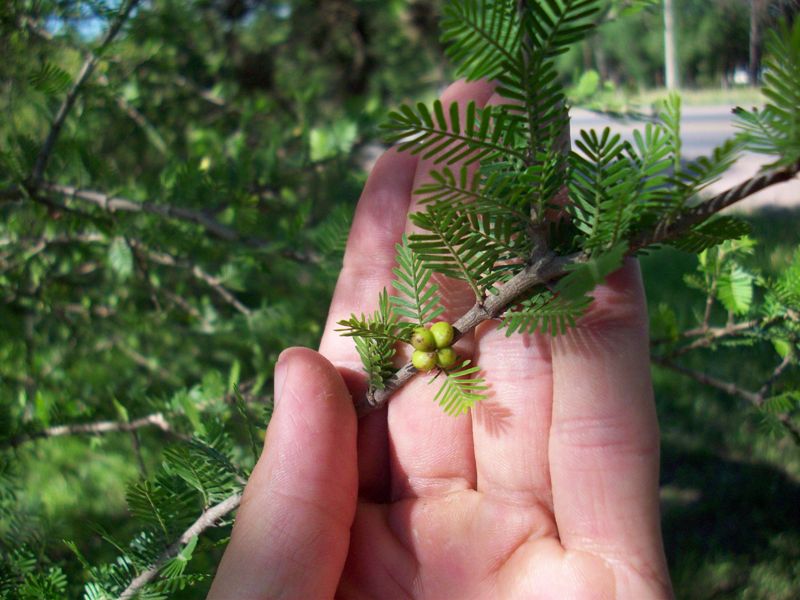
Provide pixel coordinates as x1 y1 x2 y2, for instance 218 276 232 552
30 0 142 183
357 251 578 414
652 356 800 444
651 318 764 347
5 413 179 448
111 335 182 384
757 350 795 399
129 429 149 479
702 275 718 330
173 74 229 109
118 493 242 599
40 183 242 242
10 182 317 262
664 317 779 357
357 160 800 416
629 161 800 251
137 245 252 317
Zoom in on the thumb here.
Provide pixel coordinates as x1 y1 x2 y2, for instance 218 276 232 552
209 347 358 599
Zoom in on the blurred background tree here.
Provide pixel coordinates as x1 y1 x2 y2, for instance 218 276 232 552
0 1 798 598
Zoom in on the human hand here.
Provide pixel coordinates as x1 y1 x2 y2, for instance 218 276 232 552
209 80 672 599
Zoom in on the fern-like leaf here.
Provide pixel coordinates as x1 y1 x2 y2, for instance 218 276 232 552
734 18 800 167
496 1 601 153
158 536 198 580
441 0 521 81
669 138 742 211
658 92 682 172
391 236 445 325
382 100 527 165
568 128 638 250
670 216 751 253
555 242 627 300
28 62 72 95
522 0 601 58
431 360 489 415
501 290 592 335
410 204 514 298
337 290 400 389
762 391 800 414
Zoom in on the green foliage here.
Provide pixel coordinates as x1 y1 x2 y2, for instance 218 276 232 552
568 128 640 250
0 0 444 595
670 216 752 254
734 18 800 167
501 289 591 335
441 0 520 81
337 290 401 390
3 0 800 597
28 62 72 96
410 203 526 298
697 238 757 316
430 360 489 415
555 242 628 300
382 100 526 164
391 236 445 325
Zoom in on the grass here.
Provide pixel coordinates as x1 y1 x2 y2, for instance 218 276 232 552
575 86 766 113
635 86 766 107
642 209 800 599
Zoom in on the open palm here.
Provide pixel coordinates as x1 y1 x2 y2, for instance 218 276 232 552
209 81 672 599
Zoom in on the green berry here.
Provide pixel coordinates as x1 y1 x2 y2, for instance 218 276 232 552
436 347 458 369
412 350 437 372
410 326 436 351
430 321 455 349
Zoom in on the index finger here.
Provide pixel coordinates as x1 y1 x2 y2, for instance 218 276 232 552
318 148 418 500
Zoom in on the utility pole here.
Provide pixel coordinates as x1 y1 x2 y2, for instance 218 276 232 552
749 0 763 85
664 0 679 89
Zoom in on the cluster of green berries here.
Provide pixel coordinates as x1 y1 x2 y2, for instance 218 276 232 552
410 322 457 372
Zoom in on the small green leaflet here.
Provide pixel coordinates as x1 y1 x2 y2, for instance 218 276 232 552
29 62 72 95
391 235 445 325
501 290 591 336
431 360 488 415
336 290 400 390
382 100 526 165
108 237 134 279
159 536 198 580
762 391 800 414
716 263 754 315
554 242 627 301
670 216 751 254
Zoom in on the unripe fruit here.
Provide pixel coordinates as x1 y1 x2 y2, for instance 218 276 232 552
430 321 455 349
410 326 436 352
412 350 437 372
436 347 457 369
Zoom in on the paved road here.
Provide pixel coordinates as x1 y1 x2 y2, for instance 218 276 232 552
571 105 800 211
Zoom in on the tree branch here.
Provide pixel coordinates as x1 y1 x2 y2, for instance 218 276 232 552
355 159 800 416
5 182 317 262
5 413 180 449
117 493 242 600
629 160 800 251
661 317 780 357
30 0 142 183
757 350 795 399
357 251 578 415
135 244 253 317
652 356 800 445
40 183 243 242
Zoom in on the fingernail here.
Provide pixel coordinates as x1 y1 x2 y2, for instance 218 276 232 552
273 351 290 408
